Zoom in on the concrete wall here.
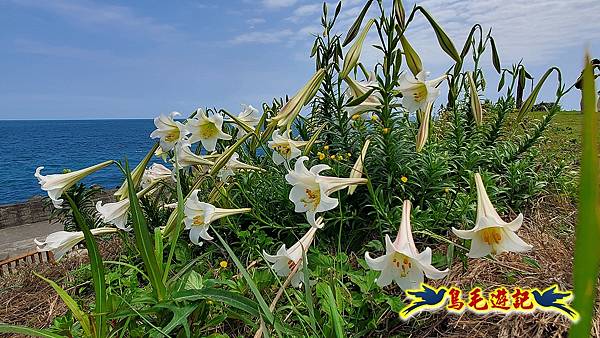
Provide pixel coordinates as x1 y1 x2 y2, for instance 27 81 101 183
0 189 117 230
0 196 48 230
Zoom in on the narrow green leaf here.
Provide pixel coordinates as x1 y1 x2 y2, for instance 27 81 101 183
173 288 261 317
114 143 158 200
346 88 376 107
65 194 106 337
221 109 256 136
302 249 317 332
120 160 166 300
303 123 327 156
0 324 64 338
460 24 481 58
323 285 344 338
342 0 373 47
516 67 561 122
209 132 254 176
570 53 599 338
212 228 274 324
35 272 92 337
400 35 423 76
416 7 461 63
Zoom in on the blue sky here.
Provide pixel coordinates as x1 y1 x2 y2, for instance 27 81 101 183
1 0 599 120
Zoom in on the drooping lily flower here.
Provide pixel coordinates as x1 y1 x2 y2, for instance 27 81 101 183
174 139 215 169
263 220 321 288
183 190 250 245
233 104 261 138
452 173 533 258
267 129 308 168
150 112 187 152
365 200 448 290
286 156 367 227
344 72 382 118
217 152 263 181
34 227 117 261
398 70 447 113
348 139 370 195
96 184 156 231
186 108 232 152
35 160 114 208
141 163 173 189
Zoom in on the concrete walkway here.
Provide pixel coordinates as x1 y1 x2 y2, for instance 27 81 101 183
0 221 63 261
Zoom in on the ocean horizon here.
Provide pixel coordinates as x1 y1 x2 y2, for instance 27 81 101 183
0 119 159 205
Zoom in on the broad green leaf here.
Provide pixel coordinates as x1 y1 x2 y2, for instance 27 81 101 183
35 272 92 337
153 303 196 337
65 194 106 337
570 53 599 338
185 270 204 290
342 0 373 47
400 35 423 76
212 228 274 324
0 324 64 338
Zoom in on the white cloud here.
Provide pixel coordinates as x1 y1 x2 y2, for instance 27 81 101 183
230 30 294 44
403 0 600 66
247 17 267 25
287 4 322 22
8 0 179 41
262 0 298 9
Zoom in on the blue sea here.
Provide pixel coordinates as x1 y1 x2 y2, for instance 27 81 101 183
0 120 158 205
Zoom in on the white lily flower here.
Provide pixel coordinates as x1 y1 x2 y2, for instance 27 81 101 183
96 184 156 231
348 139 370 195
174 139 215 169
365 200 448 290
217 152 263 181
263 222 320 288
398 70 447 113
150 112 187 152
141 163 173 189
452 173 533 258
234 104 261 138
286 156 367 227
267 129 308 168
34 227 117 261
186 108 232 152
35 160 114 208
184 190 250 245
344 72 382 118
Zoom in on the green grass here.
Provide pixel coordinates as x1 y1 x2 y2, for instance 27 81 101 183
530 110 600 163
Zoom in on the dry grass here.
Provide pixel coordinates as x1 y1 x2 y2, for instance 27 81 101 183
0 236 122 338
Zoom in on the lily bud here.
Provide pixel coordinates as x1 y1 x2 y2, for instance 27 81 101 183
340 19 374 79
416 102 434 153
269 69 326 130
467 71 483 126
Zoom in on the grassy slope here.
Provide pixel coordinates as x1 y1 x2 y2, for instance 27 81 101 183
531 110 599 163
